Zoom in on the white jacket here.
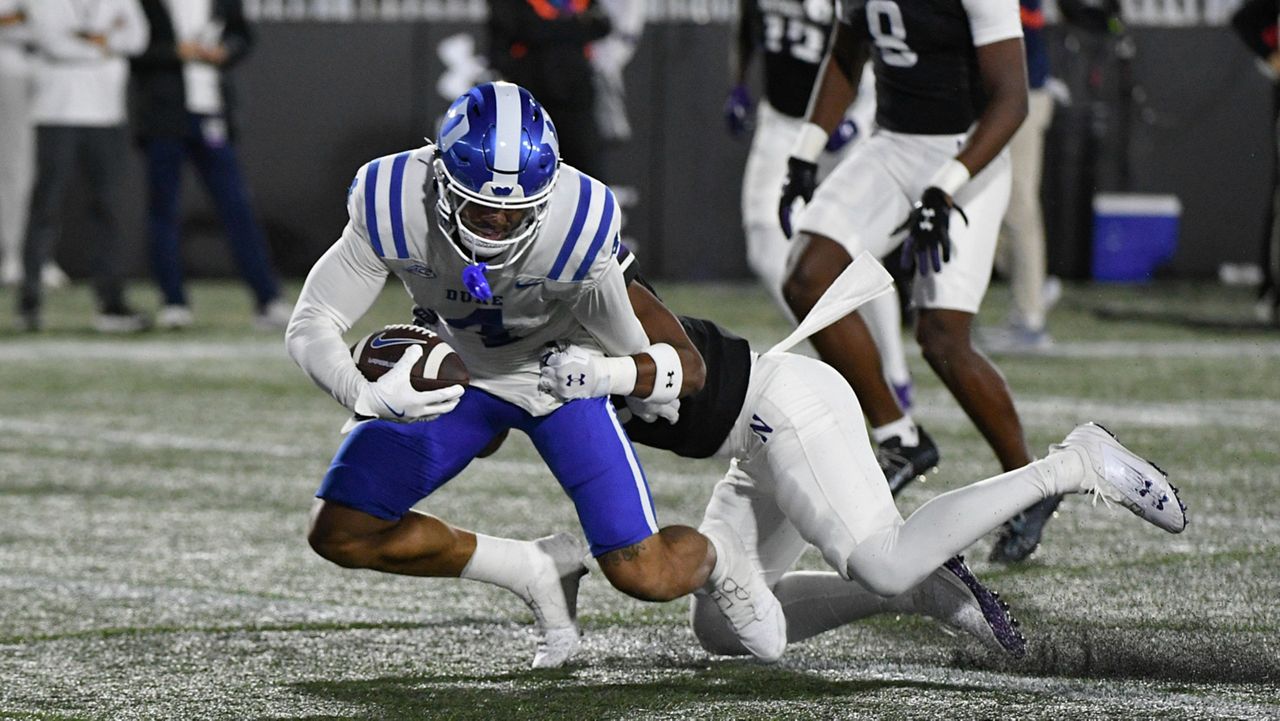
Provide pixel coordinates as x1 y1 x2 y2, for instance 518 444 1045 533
27 0 147 126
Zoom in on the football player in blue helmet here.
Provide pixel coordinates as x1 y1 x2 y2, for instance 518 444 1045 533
286 81 788 669
431 83 561 300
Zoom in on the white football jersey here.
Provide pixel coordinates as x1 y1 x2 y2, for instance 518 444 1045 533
286 144 648 417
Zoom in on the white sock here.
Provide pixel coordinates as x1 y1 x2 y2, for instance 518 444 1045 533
871 415 918 447
774 571 892 643
459 533 536 602
699 522 733 592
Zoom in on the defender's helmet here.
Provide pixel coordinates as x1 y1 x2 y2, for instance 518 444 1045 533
433 82 560 268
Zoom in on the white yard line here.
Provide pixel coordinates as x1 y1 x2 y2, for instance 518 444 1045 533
5 389 1280 466
0 339 287 362
915 394 1280 431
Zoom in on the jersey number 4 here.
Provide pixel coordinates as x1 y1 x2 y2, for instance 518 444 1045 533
866 0 919 68
445 308 517 347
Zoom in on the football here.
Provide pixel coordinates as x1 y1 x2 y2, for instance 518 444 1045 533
350 324 469 392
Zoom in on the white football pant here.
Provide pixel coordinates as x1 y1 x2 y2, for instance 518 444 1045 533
691 351 1088 653
798 128 1013 314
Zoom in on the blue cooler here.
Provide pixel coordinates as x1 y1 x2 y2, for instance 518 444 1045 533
1091 193 1182 282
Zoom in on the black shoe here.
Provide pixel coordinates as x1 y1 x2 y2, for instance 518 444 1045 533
878 427 940 495
989 494 1064 563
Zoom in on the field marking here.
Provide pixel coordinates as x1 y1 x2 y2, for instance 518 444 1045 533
0 418 310 459
1 337 1280 363
918 393 1280 431
0 338 288 362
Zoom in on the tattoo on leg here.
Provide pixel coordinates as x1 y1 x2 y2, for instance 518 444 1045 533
598 540 646 568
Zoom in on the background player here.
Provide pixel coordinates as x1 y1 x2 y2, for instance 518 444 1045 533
539 252 1187 660
775 0 1042 554
726 0 921 430
285 81 786 667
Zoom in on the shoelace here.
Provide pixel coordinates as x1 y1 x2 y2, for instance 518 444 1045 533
1051 443 1115 512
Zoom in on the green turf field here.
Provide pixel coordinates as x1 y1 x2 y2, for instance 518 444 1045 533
1 279 1277 720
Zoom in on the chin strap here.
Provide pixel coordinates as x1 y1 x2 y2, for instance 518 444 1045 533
462 262 493 301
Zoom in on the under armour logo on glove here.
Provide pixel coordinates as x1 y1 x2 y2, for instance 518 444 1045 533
566 373 586 387
896 186 969 276
665 370 675 389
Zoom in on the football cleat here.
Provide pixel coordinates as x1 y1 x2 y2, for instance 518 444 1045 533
916 556 1027 658
878 426 940 496
989 495 1062 564
525 532 589 669
699 520 787 662
1054 422 1187 533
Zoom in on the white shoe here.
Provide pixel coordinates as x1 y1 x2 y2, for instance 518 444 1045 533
253 298 293 331
156 305 194 330
525 532 588 669
897 557 1026 658
1054 422 1187 533
93 310 150 334
698 520 786 662
41 263 69 289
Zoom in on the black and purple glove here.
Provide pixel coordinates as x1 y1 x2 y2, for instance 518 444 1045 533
897 187 969 275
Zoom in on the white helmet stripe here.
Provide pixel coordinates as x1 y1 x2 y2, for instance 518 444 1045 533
492 82 522 176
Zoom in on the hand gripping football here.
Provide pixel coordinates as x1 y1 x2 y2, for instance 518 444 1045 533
350 324 470 392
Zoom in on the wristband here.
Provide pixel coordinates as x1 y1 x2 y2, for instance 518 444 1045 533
791 122 829 163
642 343 683 404
602 355 639 396
927 158 972 197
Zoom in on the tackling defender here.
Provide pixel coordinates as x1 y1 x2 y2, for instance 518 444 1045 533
539 252 1187 659
775 0 1046 559
285 81 786 668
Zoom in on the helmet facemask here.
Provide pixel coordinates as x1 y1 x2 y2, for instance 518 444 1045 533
432 157 552 271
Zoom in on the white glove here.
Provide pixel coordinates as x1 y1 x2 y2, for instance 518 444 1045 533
351 344 464 423
624 396 680 425
538 344 637 401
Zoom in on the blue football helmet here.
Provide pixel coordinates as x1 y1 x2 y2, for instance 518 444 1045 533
432 81 561 269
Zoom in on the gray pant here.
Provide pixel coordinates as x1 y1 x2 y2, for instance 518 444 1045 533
20 124 129 314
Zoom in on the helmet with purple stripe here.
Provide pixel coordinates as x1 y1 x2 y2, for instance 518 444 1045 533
432 81 561 268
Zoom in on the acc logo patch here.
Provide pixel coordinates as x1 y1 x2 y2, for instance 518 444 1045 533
404 263 437 278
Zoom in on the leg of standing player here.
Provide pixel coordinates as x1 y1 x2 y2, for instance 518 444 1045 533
910 147 1034 474
784 133 937 491
742 102 804 318
997 88 1054 342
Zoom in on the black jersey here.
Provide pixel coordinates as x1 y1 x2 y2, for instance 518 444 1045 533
615 247 753 458
621 315 754 459
749 0 838 118
840 0 1021 134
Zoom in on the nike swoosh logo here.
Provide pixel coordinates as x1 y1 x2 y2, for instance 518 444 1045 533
369 335 423 350
379 398 405 418
514 279 545 289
